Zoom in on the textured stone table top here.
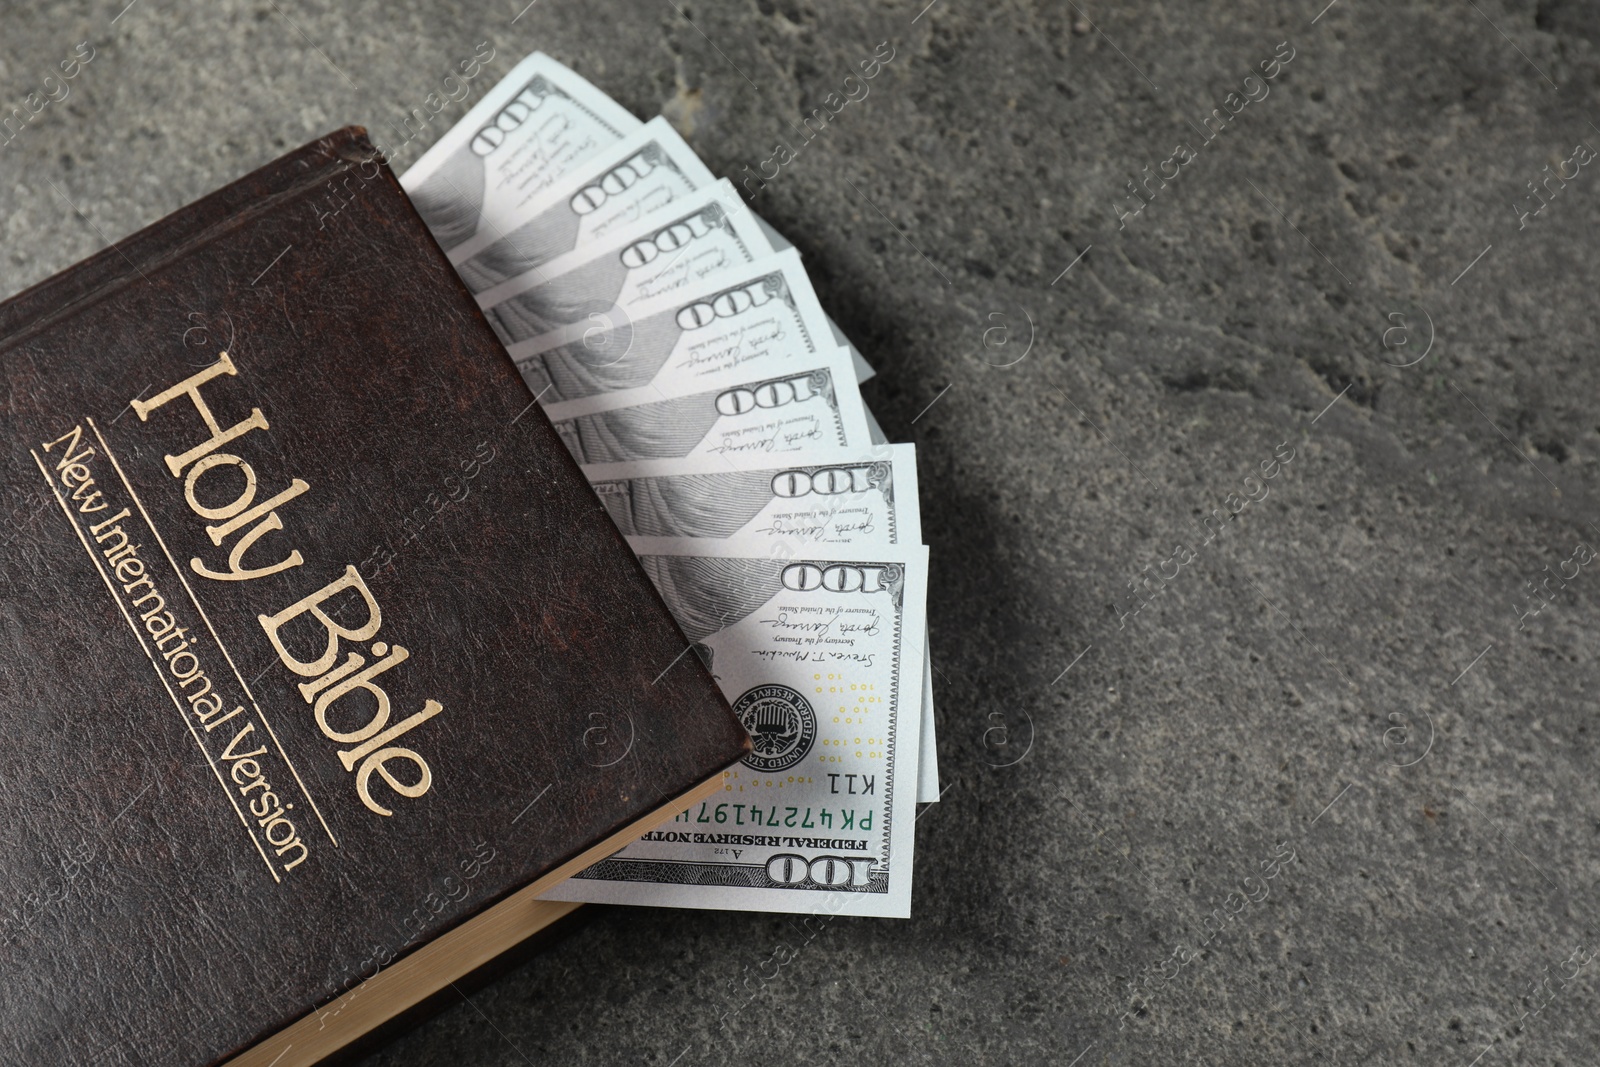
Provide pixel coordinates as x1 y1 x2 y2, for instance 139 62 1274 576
6 1 1599 1063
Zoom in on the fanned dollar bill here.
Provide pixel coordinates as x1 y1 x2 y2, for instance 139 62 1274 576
479 180 772 344
401 52 641 254
406 49 943 895
504 249 838 404
437 105 874 383
543 348 872 465
541 541 928 917
450 117 719 292
581 446 940 803
583 445 920 544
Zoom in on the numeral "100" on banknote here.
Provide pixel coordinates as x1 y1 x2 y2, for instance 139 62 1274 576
782 563 890 593
772 465 877 497
715 373 826 415
767 853 872 887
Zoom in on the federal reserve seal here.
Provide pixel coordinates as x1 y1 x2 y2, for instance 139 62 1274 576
732 684 817 772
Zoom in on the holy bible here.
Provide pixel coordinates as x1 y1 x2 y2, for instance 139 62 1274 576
0 127 749 1066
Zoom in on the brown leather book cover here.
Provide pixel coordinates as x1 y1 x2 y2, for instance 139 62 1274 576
0 127 749 1066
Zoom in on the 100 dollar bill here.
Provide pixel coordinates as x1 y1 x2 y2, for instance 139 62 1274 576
542 540 928 917
543 349 871 465
401 52 640 253
480 180 771 344
451 116 718 292
505 249 835 404
583 445 920 544
582 446 940 803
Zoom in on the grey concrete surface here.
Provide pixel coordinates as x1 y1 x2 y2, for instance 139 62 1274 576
6 0 1600 1063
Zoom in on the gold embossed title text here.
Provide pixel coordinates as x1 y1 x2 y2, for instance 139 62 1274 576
130 352 443 818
